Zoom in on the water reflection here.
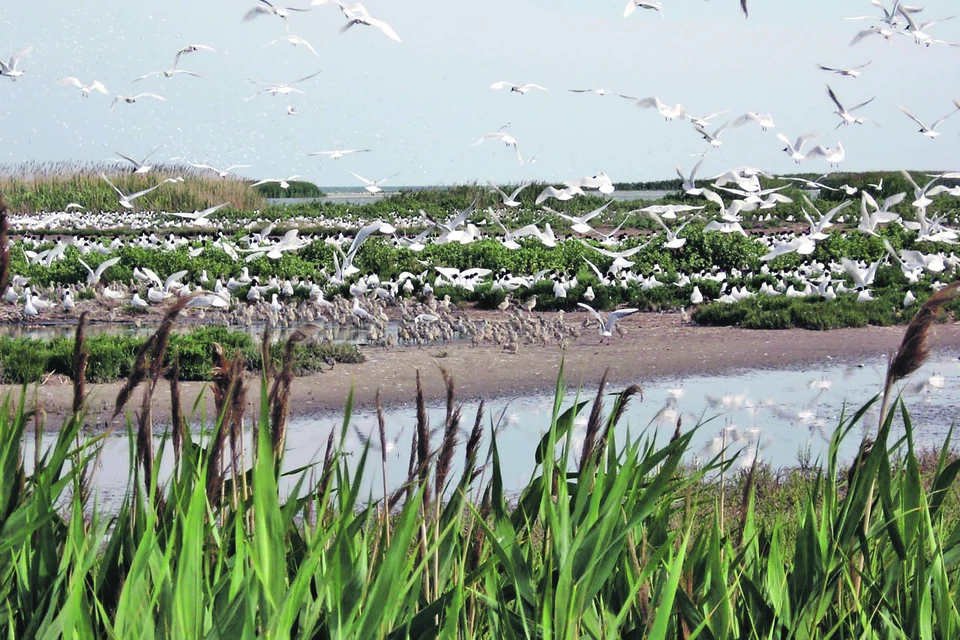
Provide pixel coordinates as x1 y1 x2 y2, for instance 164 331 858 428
22 351 960 507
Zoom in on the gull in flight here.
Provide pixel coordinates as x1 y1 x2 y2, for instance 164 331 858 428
347 170 398 194
323 2 401 42
577 303 640 343
100 173 164 209
251 175 301 190
896 8 955 46
0 46 31 81
634 96 685 121
190 163 251 178
816 61 871 78
806 142 846 167
488 181 531 208
676 155 708 195
623 1 664 18
567 88 621 96
173 44 216 66
567 171 616 194
110 93 165 110
307 148 371 160
244 0 310 29
168 203 230 225
899 102 960 138
134 67 202 82
694 121 731 147
57 77 108 97
78 256 121 286
686 110 729 129
266 35 319 57
543 200 614 234
858 191 904 236
777 132 818 163
647 211 699 249
732 111 775 131
246 71 321 100
473 132 523 165
490 81 548 94
826 85 874 128
115 148 160 174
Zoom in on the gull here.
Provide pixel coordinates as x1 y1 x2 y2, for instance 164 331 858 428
648 211 699 249
732 112 775 131
579 238 653 272
816 61 872 78
760 235 817 261
0 46 31 81
577 303 640 343
241 229 310 261
330 2 402 42
802 195 852 240
307 148 371 160
623 1 664 18
826 85 874 127
490 81 548 94
78 256 121 286
543 200 614 234
846 1 917 27
883 239 945 274
244 0 310 29
741 0 749 18
56 77 108 97
473 132 523 165
100 173 164 209
897 9 955 46
850 25 897 45
135 65 202 82
490 215 548 250
676 155 708 195
686 110 729 129
110 93 165 110
246 71 321 100
115 148 160 174
330 220 396 282
169 203 230 225
777 132 818 163
190 163 251 178
265 35 319 57
898 102 960 138
347 170 398 194
488 181 531 208
634 96 685 121
694 121 731 147
535 185 582 204
806 142 846 167
638 203 705 219
858 191 904 235
173 44 216 66
566 172 615 194
841 256 884 290
567 88 620 96
251 175 301 190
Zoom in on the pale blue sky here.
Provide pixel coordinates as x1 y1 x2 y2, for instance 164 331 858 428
0 0 958 188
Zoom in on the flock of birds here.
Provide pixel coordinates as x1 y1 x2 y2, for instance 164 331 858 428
1 0 960 352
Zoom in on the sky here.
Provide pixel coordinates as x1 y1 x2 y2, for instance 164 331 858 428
0 0 959 188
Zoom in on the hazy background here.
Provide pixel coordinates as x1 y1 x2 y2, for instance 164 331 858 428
0 0 958 188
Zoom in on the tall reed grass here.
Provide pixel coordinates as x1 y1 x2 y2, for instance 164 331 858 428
0 161 265 213
1 295 960 638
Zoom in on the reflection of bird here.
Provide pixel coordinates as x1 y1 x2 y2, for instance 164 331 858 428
576 302 639 343
352 424 404 455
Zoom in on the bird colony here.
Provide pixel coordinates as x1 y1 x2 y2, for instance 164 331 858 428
2 0 960 351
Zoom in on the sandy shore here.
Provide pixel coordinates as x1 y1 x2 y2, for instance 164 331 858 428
6 311 960 431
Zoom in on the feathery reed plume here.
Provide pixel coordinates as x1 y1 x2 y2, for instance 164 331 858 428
71 312 89 415
735 457 758 548
267 326 315 462
469 482 493 572
376 389 390 545
460 400 485 487
261 324 273 379
579 369 609 471
886 281 960 391
671 415 682 443
440 364 455 429
0 198 9 300
404 428 418 507
597 384 642 455
168 355 185 460
206 347 248 507
315 428 337 501
415 370 432 506
434 366 460 497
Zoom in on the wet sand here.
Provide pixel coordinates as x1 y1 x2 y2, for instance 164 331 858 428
6 311 960 431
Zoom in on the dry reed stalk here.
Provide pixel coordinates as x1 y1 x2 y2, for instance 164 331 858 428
434 366 461 498
597 384 642 456
267 326 316 463
315 429 337 504
461 400 485 486
168 355 185 461
0 198 9 300
579 370 609 472
206 344 232 507
375 390 391 544
415 370 432 507
854 280 960 598
71 312 89 415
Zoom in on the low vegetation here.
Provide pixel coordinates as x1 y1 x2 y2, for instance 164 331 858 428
0 285 959 637
0 326 363 384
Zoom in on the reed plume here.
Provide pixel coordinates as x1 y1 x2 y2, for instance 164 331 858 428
267 326 315 463
579 370 608 471
71 312 89 415
0 198 9 300
168 355 185 460
434 366 461 497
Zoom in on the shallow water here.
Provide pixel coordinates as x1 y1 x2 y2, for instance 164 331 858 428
23 350 960 507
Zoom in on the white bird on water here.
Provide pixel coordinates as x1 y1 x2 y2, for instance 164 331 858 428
0 46 31 81
577 302 639 342
57 77 108 97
